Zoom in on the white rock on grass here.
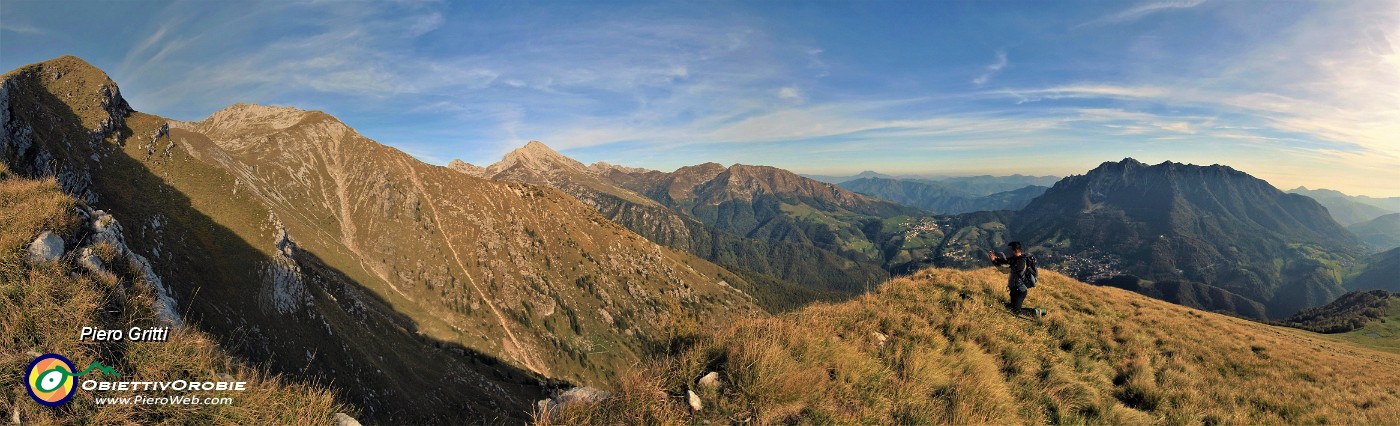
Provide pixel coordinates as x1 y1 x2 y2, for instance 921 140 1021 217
26 231 63 263
331 413 361 426
688 389 703 411
697 371 722 389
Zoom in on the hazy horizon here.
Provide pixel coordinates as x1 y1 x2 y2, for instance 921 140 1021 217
3 0 1396 196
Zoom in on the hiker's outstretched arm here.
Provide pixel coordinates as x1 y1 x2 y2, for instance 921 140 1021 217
988 251 1009 266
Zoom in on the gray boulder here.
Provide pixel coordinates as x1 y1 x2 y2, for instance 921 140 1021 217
26 231 64 263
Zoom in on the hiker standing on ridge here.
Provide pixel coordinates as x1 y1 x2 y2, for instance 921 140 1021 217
989 241 1044 317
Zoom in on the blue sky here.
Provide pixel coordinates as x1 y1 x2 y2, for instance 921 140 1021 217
3 0 1397 196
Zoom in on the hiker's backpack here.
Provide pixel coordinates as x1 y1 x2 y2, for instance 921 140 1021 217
1022 255 1038 288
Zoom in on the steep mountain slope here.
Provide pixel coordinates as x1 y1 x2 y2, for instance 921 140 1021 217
540 268 1400 425
838 176 1046 214
1 163 347 425
463 142 879 305
1348 213 1400 251
181 104 763 384
2 56 760 423
1013 158 1365 318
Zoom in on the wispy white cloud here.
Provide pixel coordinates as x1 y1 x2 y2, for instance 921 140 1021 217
1 21 44 35
971 50 1007 86
1077 0 1208 28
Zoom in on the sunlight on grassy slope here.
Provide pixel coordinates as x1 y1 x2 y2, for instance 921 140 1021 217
543 267 1400 425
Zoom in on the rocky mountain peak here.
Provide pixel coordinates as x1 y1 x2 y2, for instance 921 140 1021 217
486 141 585 175
2 55 132 135
198 103 313 134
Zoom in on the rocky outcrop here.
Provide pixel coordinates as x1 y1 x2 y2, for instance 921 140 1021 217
79 207 182 326
261 216 310 314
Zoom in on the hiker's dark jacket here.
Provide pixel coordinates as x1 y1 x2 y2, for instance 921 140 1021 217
991 254 1033 290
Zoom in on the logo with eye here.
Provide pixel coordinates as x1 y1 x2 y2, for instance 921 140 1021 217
25 354 120 406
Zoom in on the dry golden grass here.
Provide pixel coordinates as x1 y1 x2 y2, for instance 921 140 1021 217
1 170 347 425
544 268 1400 425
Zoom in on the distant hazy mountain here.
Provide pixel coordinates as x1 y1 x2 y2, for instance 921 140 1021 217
838 177 1047 214
1287 187 1400 226
800 170 893 184
803 172 1060 194
1013 158 1365 318
918 174 1061 196
1348 213 1400 251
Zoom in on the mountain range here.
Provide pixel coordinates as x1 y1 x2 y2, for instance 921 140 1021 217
452 141 885 309
5 55 1399 424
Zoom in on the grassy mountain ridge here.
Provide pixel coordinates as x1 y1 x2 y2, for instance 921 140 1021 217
541 267 1400 425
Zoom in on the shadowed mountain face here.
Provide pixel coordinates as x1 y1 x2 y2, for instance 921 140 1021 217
838 177 1047 214
1013 158 1366 319
2 56 760 423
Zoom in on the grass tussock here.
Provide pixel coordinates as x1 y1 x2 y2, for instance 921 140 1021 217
543 268 1400 425
1 169 347 424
